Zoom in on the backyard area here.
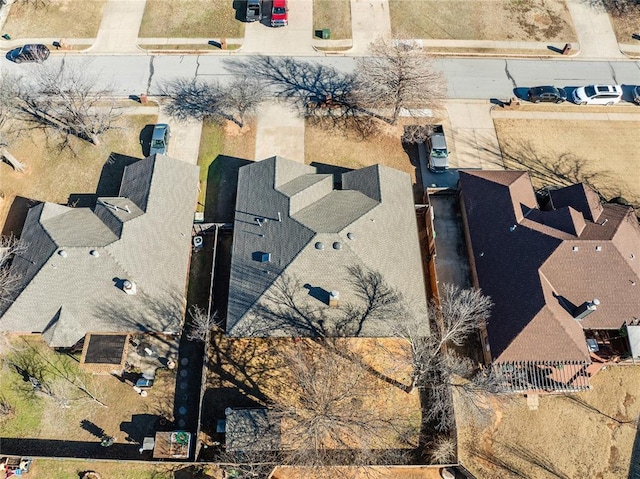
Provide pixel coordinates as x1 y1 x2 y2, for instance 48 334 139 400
0 336 176 455
389 0 576 41
0 111 157 235
139 0 245 38
493 116 640 207
313 0 352 40
2 0 106 38
457 365 640 478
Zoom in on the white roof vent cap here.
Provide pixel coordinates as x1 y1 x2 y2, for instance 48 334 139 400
58 250 67 257
123 280 137 295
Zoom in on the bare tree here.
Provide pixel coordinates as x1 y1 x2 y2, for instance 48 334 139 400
356 38 446 125
393 284 495 432
161 77 266 128
0 395 15 422
186 305 219 342
0 72 22 132
0 235 26 309
402 124 432 145
272 341 415 475
14 62 120 149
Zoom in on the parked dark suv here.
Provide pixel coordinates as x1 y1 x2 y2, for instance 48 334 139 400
7 44 50 63
527 86 567 103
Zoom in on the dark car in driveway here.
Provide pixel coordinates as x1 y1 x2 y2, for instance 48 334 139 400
7 44 50 63
527 86 567 103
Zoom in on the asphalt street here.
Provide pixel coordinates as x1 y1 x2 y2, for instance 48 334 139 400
4 55 640 100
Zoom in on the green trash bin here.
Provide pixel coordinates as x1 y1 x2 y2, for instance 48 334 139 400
322 28 331 40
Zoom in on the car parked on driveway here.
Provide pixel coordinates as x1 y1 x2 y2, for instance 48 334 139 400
527 86 567 103
572 84 622 105
150 123 171 155
7 44 50 63
271 0 288 26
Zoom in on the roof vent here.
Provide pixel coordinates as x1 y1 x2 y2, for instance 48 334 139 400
332 242 342 250
58 250 67 258
90 250 100 257
347 232 355 240
315 242 325 250
509 225 517 232
259 252 271 263
595 245 602 252
123 280 137 295
573 298 600 320
329 290 340 308
572 246 579 252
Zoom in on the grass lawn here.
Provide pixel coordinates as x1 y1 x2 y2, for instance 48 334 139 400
493 117 640 207
139 0 245 38
26 459 179 479
0 337 176 445
304 118 419 180
3 0 106 38
457 365 640 478
197 119 256 223
389 0 575 41
313 0 352 40
0 112 157 235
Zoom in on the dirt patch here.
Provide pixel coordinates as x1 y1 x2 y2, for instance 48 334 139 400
3 0 106 38
493 117 640 207
139 0 245 38
457 365 640 478
389 0 576 41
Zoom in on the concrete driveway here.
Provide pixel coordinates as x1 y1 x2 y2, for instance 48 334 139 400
444 100 503 170
156 111 203 166
350 0 391 54
242 0 315 55
255 101 305 161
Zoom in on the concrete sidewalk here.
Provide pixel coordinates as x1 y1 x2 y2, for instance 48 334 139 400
90 0 147 54
567 0 623 59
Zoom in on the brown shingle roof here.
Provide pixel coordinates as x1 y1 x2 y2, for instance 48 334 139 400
459 170 640 363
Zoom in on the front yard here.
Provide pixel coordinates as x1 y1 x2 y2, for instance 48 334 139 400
389 0 576 41
3 0 106 38
138 0 245 38
0 111 156 235
493 115 640 207
313 0 352 40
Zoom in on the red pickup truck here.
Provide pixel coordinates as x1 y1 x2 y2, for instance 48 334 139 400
271 0 288 27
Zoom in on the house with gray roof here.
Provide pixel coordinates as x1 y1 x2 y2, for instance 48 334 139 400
459 170 640 392
226 156 428 338
0 155 199 349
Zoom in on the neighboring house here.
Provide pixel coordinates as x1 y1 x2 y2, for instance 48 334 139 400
225 408 281 452
459 170 640 392
0 155 199 354
226 156 428 338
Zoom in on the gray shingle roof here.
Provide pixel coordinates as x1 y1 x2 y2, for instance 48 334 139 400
459 170 640 363
225 408 281 452
0 155 199 347
227 156 428 338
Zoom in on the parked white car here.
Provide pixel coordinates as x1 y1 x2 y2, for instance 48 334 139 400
572 85 622 105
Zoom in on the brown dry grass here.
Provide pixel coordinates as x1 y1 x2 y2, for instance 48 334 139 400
274 465 448 479
313 0 352 40
304 118 421 180
0 112 156 234
493 117 640 206
3 0 106 38
139 0 245 38
0 336 176 445
26 459 178 479
202 337 421 449
606 4 640 42
457 365 640 479
389 0 576 42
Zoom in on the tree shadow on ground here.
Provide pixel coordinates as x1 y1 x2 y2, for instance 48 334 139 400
204 155 252 223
